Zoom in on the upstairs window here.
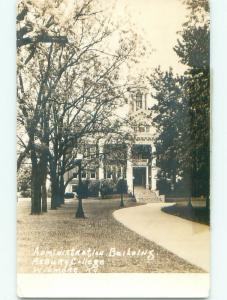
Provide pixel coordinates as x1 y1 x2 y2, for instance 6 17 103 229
132 144 152 160
146 126 150 132
88 145 97 159
136 92 142 110
139 126 145 132
117 166 122 178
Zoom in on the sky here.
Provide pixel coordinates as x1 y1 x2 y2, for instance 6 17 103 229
29 0 189 75
103 0 189 117
109 0 188 75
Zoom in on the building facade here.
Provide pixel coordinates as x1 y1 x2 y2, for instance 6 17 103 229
125 87 158 194
65 87 159 196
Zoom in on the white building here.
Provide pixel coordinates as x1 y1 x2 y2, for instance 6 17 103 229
65 87 159 199
125 87 158 194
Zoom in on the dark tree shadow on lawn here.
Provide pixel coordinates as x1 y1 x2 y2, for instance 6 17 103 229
162 203 210 225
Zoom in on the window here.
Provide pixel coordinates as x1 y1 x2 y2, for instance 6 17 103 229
123 166 127 179
136 92 142 110
103 144 127 163
73 172 78 178
90 170 96 179
132 144 151 159
146 126 150 132
117 166 122 178
82 171 87 178
105 166 112 179
139 126 145 132
107 170 112 179
88 145 96 159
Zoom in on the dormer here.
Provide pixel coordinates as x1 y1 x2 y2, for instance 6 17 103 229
129 87 148 113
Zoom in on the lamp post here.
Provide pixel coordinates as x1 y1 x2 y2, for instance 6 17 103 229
98 152 105 198
119 176 125 208
75 154 85 218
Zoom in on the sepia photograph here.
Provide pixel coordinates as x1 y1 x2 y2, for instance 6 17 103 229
16 0 210 297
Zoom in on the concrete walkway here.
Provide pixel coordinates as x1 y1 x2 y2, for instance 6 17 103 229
113 203 210 272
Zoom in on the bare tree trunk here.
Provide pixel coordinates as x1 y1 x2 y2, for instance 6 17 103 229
76 197 85 218
40 146 49 212
59 174 65 205
41 172 47 212
49 164 62 208
30 137 42 215
49 155 56 209
41 112 49 212
50 170 58 209
55 175 61 207
17 139 31 172
31 165 42 214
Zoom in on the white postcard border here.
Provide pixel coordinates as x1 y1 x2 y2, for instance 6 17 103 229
17 273 209 298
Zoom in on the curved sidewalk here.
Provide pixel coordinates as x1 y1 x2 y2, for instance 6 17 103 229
113 203 210 272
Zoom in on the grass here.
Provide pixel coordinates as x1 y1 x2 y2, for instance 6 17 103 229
17 198 203 273
162 201 210 225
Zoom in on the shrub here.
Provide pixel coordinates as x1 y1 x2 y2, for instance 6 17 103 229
88 181 100 197
116 178 128 194
20 190 31 198
100 179 116 197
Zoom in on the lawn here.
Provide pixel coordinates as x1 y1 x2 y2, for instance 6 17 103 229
162 201 210 225
17 198 203 273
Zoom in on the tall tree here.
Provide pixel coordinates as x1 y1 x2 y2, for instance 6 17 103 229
174 0 210 204
148 68 188 194
149 0 210 204
17 0 139 214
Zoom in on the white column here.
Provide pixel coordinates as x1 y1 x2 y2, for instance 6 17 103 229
65 172 71 193
65 171 71 192
151 145 157 191
126 146 133 193
98 141 104 180
151 167 157 191
146 166 149 189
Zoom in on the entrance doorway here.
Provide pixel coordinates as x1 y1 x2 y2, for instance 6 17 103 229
133 167 146 187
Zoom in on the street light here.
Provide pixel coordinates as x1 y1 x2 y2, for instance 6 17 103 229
118 176 125 208
75 154 85 218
